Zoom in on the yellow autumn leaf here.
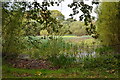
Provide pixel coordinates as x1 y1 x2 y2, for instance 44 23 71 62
35 71 42 76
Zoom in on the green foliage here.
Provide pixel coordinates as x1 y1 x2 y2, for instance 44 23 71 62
48 53 76 68
25 9 66 36
80 54 119 70
69 21 87 36
19 36 82 59
2 5 24 57
50 10 65 21
68 2 94 25
39 37 77 58
3 53 119 78
40 30 48 36
95 46 114 54
66 18 77 22
97 2 120 48
38 37 66 57
2 2 68 58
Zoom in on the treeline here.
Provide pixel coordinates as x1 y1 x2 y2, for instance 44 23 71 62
24 10 88 36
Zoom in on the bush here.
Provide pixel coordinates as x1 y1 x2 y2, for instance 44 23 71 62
20 36 79 59
38 37 69 57
30 37 79 58
48 53 76 68
79 54 119 70
95 46 114 54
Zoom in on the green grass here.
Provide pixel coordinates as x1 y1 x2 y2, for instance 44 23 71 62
2 64 119 78
3 53 119 78
2 64 65 78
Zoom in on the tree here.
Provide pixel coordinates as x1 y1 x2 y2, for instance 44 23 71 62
96 2 120 52
2 3 24 57
69 21 87 36
66 18 77 22
39 10 65 35
50 10 65 21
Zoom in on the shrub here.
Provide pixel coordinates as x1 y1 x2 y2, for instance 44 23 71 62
32 37 79 58
48 53 76 68
79 54 119 70
20 36 79 59
95 46 114 54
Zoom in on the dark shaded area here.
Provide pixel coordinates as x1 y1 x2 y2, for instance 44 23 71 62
6 58 60 70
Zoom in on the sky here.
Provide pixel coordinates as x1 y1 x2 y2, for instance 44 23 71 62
10 0 98 20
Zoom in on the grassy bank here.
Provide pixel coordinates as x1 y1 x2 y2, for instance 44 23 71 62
2 64 119 78
2 53 119 78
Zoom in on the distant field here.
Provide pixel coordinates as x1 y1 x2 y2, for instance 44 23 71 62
62 35 93 43
24 35 93 43
25 35 92 39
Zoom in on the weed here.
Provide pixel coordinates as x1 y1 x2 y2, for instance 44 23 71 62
48 53 76 68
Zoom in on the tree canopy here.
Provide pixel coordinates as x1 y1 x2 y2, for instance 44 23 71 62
96 2 120 52
50 10 65 21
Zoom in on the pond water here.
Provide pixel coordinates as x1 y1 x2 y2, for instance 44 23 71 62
18 51 97 60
